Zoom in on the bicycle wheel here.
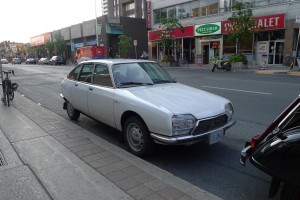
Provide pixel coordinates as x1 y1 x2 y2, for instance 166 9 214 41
5 83 10 107
9 90 14 101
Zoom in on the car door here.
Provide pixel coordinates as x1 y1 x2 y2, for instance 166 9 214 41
88 63 115 127
71 63 94 114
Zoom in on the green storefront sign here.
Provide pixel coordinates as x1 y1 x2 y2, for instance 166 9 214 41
195 22 221 36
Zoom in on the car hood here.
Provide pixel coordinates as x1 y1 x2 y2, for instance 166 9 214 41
127 83 230 119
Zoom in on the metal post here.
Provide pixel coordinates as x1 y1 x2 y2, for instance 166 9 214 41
293 28 300 69
0 59 4 100
95 0 99 46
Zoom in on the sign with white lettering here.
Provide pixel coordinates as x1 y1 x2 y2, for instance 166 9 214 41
195 22 221 36
222 13 285 34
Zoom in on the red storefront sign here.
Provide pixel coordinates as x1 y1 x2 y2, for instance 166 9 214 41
222 13 285 34
148 26 194 41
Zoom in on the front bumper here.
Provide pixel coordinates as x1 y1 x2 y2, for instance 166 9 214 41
150 119 236 145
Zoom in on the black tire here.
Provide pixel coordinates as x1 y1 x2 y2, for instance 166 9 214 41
124 117 154 157
66 101 80 120
280 184 300 200
225 64 232 71
5 87 10 107
9 90 14 101
212 65 216 72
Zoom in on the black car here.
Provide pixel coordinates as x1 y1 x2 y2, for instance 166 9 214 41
25 58 37 64
49 56 66 65
240 96 300 200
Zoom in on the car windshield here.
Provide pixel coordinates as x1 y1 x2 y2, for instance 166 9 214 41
112 62 176 88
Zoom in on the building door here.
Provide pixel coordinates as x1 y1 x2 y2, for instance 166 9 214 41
268 41 284 65
203 44 209 64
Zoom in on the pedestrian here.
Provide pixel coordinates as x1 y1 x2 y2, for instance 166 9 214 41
109 46 114 58
176 49 181 66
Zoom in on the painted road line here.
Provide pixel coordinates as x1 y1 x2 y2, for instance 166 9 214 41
202 86 272 95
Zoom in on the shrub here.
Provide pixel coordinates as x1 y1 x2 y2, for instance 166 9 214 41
229 54 247 64
162 55 175 63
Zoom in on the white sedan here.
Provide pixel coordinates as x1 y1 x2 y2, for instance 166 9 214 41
60 59 235 156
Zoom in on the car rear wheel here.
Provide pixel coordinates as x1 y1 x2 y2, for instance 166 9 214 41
124 117 153 157
66 101 80 120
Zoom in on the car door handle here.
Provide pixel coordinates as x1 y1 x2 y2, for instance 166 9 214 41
89 87 93 91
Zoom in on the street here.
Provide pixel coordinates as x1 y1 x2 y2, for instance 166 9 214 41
2 63 300 200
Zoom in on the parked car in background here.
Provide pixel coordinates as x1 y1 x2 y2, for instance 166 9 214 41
49 56 66 65
38 58 50 65
60 59 236 157
25 58 37 64
12 58 21 64
1 58 8 64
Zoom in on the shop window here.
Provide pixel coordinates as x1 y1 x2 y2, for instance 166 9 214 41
270 30 285 40
257 31 269 41
223 35 236 54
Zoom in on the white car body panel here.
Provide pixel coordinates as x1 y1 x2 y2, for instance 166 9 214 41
61 59 235 146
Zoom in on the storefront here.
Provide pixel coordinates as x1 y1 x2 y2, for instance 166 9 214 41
194 22 222 65
222 13 285 66
148 26 194 62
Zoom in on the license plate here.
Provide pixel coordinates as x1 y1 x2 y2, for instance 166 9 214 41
209 129 224 145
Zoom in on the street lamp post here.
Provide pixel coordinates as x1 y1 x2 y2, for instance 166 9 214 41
95 0 99 46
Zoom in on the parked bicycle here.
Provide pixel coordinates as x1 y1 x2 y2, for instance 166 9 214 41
1 70 18 106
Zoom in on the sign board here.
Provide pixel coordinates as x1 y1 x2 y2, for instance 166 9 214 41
133 40 137 46
296 16 300 23
195 22 221 36
258 43 267 53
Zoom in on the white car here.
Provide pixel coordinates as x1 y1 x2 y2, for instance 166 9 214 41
60 59 235 156
1 58 8 64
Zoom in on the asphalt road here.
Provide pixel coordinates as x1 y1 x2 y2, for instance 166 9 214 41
2 63 300 200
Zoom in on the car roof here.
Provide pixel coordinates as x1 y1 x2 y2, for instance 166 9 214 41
80 59 156 65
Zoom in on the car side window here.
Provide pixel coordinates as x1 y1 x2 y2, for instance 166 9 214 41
79 63 94 83
93 64 113 87
67 64 83 80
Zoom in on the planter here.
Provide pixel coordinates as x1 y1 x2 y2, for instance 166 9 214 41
232 62 248 69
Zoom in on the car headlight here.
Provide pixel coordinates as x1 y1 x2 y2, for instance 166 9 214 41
225 103 234 120
172 114 196 136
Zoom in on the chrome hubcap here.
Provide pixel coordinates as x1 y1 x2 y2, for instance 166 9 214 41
127 123 143 151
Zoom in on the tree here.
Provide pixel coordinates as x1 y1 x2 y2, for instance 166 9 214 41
158 18 184 57
118 35 132 58
45 41 55 57
54 33 67 56
227 2 256 54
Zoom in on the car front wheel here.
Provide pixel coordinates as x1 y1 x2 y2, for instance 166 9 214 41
124 117 154 157
66 101 80 120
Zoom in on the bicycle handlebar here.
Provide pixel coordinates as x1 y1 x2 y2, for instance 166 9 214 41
2 70 14 75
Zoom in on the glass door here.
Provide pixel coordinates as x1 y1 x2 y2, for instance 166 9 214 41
274 41 284 64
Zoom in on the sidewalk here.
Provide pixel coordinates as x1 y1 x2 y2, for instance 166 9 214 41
0 92 221 200
168 63 300 76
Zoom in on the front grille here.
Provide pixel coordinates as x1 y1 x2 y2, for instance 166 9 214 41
192 114 228 136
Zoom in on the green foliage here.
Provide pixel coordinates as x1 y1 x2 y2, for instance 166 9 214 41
227 2 256 54
54 33 67 56
118 35 132 58
158 18 184 55
45 41 55 56
229 54 247 63
162 55 175 63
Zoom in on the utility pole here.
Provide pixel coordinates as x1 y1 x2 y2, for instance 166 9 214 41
95 0 99 46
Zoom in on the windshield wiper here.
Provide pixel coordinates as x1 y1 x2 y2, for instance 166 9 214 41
117 82 153 87
153 80 176 84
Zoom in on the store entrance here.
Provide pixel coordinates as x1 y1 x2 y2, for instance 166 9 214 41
268 41 284 65
203 44 209 64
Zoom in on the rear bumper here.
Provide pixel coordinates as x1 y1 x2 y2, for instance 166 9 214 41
240 145 252 166
150 119 236 145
